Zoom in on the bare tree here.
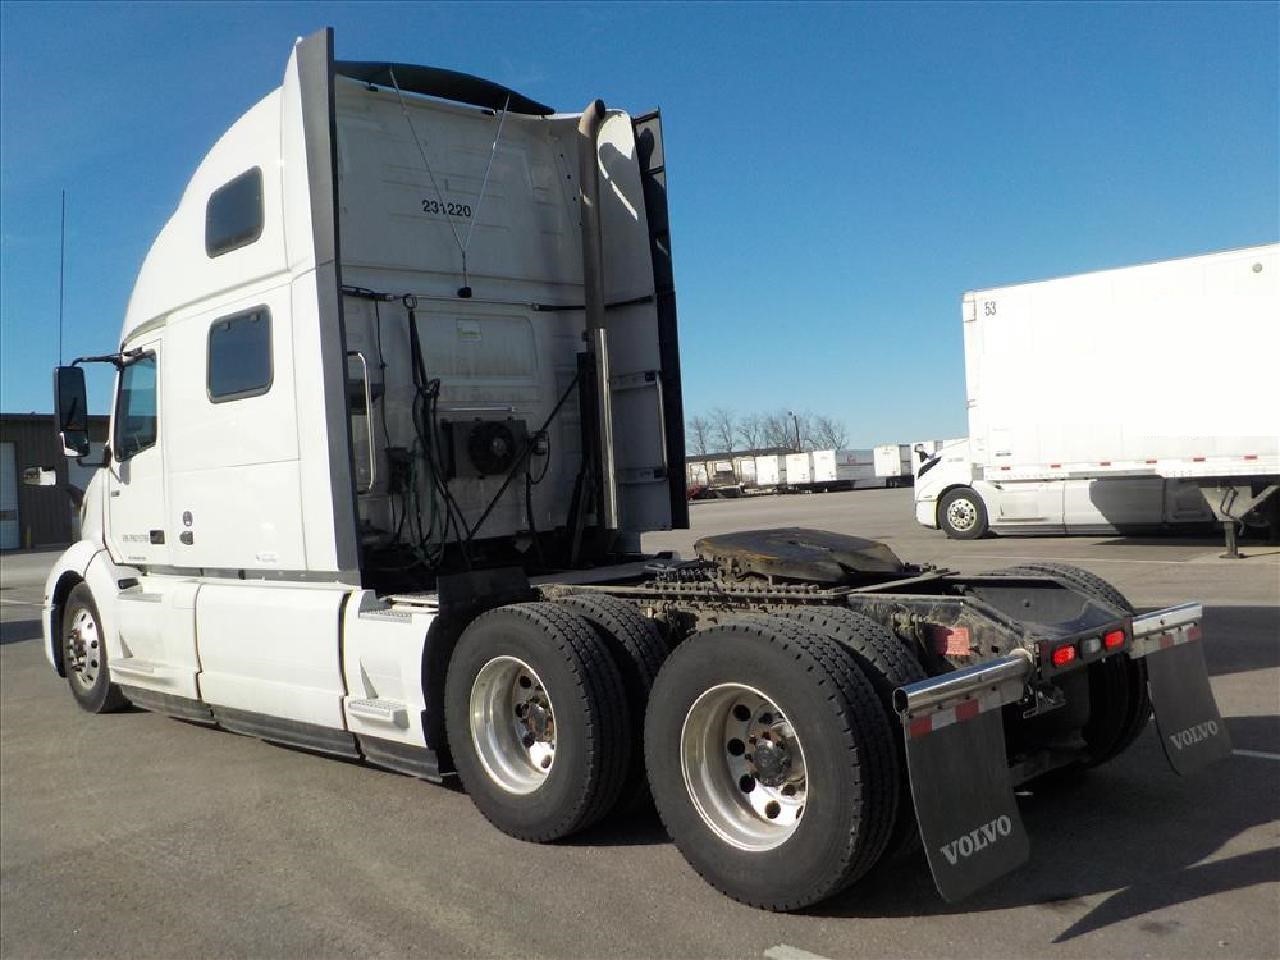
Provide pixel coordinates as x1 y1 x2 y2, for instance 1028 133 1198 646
686 415 711 457
811 414 848 451
760 411 793 450
708 407 737 453
736 413 763 451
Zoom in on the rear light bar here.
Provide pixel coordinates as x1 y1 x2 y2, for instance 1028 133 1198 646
1042 623 1131 672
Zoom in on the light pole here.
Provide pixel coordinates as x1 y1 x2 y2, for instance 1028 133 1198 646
787 410 801 451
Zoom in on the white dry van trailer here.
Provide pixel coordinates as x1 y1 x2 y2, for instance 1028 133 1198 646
753 453 784 488
732 454 758 488
915 244 1280 551
873 443 913 487
45 30 1229 912
783 452 813 489
811 449 838 488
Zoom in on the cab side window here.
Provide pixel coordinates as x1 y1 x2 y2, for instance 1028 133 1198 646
208 308 272 402
115 355 158 460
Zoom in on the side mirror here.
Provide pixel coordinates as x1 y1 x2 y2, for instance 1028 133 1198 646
53 365 90 457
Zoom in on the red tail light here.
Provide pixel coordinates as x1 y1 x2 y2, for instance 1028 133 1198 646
1051 644 1077 667
1103 629 1126 650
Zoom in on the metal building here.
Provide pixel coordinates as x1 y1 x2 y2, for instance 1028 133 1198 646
0 413 110 550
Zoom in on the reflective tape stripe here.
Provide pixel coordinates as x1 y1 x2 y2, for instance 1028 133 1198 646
1131 619 1203 659
905 687 1008 740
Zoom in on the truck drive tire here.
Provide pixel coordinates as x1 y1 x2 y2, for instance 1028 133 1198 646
774 606 926 858
62 582 129 714
990 563 1151 767
552 592 667 811
939 486 989 539
445 602 630 842
644 616 897 911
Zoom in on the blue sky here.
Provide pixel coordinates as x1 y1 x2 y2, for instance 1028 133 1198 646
2 1 1276 446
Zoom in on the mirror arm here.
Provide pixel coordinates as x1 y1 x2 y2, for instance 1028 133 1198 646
70 348 142 369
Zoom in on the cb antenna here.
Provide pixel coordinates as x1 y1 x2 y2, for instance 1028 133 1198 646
58 189 66 364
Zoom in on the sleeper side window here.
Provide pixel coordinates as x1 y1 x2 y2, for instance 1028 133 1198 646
115 355 158 460
205 167 263 257
208 308 272 402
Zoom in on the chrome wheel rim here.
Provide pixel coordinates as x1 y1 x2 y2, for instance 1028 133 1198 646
65 605 101 691
680 683 808 852
469 656 556 794
947 497 977 532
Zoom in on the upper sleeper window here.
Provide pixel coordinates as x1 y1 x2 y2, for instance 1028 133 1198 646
208 308 272 402
205 167 263 257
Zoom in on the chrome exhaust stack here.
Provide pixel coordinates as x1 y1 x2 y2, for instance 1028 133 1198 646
577 99 619 533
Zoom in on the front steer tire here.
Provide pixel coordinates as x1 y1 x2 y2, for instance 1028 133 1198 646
445 602 630 842
62 582 129 714
939 486 989 539
645 616 898 911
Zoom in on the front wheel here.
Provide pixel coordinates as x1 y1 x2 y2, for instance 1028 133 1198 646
62 582 128 714
645 617 898 911
939 486 989 539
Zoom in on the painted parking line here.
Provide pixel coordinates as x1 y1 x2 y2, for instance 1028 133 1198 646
0 598 44 607
1233 749 1280 762
765 946 834 960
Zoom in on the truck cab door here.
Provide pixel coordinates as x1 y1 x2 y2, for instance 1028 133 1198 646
105 347 169 567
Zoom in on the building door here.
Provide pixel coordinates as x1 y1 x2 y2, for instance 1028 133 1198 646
0 443 18 549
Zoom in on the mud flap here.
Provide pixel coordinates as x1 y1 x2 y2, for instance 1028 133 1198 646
1144 639 1232 776
904 705 1030 902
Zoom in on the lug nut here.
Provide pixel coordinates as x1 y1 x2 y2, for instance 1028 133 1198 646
732 704 751 722
726 738 745 756
738 774 755 793
765 801 781 820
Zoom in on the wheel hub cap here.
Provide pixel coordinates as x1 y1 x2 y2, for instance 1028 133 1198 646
948 499 976 530
64 607 100 690
470 656 557 794
680 683 808 851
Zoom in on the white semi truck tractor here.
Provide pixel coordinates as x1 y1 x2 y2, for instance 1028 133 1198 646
915 244 1280 552
45 30 1231 911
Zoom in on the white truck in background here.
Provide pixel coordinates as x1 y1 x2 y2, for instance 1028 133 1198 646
915 244 1280 553
41 30 1230 914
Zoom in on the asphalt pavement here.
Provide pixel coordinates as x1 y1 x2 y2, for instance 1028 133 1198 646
2 488 1277 959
